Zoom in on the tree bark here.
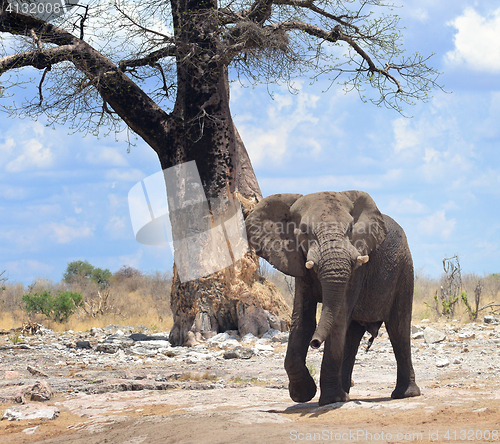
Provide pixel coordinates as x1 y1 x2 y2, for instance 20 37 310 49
162 0 290 345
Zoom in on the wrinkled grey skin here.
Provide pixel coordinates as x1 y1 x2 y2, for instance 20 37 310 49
245 191 421 406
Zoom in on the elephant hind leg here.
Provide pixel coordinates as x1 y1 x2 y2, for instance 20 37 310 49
341 321 366 394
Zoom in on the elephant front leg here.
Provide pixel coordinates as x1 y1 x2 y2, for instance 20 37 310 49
284 277 318 403
318 320 350 405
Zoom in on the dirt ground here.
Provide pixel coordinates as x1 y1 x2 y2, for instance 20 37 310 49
1 322 500 443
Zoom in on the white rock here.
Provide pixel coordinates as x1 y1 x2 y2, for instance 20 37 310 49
484 315 499 325
424 327 446 344
241 333 258 343
271 331 290 343
22 426 39 435
411 325 423 334
207 333 230 343
261 329 281 339
130 346 157 357
135 340 171 349
215 339 241 349
436 358 450 368
2 405 60 421
254 343 274 352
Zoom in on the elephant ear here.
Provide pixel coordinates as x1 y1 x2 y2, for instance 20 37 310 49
245 193 305 277
341 190 388 255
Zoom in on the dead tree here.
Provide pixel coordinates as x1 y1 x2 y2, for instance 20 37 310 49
435 255 462 318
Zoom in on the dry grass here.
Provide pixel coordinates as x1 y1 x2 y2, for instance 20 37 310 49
413 271 500 323
0 270 173 332
174 371 218 382
1 265 498 332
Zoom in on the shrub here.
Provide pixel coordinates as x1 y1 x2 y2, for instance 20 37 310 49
22 290 83 323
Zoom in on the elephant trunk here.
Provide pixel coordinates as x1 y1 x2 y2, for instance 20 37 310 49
309 235 351 349
309 278 348 349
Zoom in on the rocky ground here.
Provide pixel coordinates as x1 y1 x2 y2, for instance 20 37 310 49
1 318 500 443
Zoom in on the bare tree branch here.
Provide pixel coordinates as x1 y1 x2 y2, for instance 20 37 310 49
38 65 50 105
266 20 402 91
114 3 174 42
246 0 274 24
0 45 80 72
118 46 177 71
274 0 362 33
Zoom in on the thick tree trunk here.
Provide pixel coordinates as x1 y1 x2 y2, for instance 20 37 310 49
163 0 290 345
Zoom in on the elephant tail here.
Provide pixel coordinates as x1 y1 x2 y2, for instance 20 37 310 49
365 335 375 352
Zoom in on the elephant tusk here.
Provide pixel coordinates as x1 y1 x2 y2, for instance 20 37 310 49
357 255 369 264
305 260 315 269
294 228 302 237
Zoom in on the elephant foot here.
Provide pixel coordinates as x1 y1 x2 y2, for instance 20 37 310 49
318 390 349 406
289 375 317 403
391 382 421 399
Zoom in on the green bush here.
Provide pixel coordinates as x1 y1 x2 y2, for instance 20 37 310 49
22 290 83 323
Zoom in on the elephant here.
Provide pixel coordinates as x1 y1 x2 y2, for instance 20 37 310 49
245 191 421 406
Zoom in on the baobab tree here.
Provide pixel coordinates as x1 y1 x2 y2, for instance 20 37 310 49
0 0 441 344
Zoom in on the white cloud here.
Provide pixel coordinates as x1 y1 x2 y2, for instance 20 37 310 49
418 210 456 239
105 216 129 239
0 185 28 200
259 169 403 195
49 219 93 244
0 137 14 160
386 197 427 215
410 8 429 21
6 139 54 172
84 146 129 167
420 146 473 185
446 7 500 73
238 91 320 166
393 118 420 153
105 168 145 182
4 259 54 281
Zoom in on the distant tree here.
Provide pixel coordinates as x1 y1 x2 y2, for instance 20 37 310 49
114 265 143 281
1 0 443 344
90 267 113 287
63 260 94 282
63 260 111 287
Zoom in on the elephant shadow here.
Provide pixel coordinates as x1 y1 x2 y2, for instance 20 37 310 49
267 396 395 418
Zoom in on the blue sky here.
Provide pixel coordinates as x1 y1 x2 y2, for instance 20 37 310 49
1 0 500 285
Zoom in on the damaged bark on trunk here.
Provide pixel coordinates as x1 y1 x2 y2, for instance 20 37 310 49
163 0 290 345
